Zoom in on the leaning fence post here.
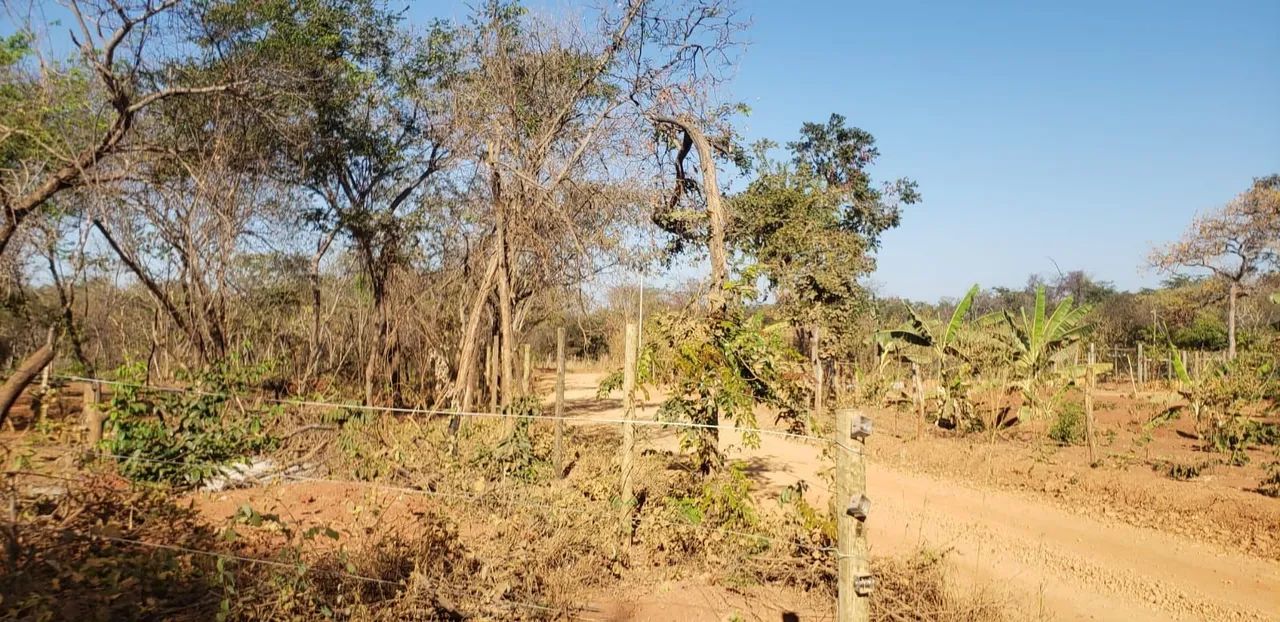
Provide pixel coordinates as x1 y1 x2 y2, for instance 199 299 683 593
555 327 566 478
1085 344 1098 465
836 406 871 622
619 323 638 539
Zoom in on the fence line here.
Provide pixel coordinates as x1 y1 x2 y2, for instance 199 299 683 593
51 373 861 455
13 447 842 556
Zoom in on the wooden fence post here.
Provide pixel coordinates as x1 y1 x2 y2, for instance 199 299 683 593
911 362 924 440
813 325 824 414
620 323 638 539
83 382 104 446
521 343 532 395
555 327 566 478
836 406 871 622
1085 344 1098 465
1136 343 1145 387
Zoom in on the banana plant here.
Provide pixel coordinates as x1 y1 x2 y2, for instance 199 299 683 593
1001 285 1092 383
1001 285 1094 429
882 284 980 429
884 283 980 363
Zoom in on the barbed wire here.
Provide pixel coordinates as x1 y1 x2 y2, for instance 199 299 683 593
52 373 865 456
12 446 842 556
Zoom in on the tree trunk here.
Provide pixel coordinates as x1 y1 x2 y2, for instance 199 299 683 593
497 228 516 408
650 114 731 454
450 250 500 408
0 343 55 428
1227 280 1238 360
677 119 728 316
364 295 387 406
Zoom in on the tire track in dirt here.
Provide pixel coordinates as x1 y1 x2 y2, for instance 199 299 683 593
558 371 1280 622
869 465 1278 621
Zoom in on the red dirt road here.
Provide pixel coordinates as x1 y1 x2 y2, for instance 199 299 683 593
563 371 1280 622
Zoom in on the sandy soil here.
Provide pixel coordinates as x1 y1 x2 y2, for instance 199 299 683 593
557 370 1280 622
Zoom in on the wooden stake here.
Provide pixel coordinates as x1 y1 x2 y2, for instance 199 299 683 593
835 407 870 622
555 327 566 478
521 343 532 395
620 323 638 538
83 382 104 446
1137 343 1145 386
813 325 823 414
911 362 924 441
1085 344 1098 465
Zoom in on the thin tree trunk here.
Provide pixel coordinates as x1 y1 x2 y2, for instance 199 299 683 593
494 213 514 406
650 114 730 455
451 251 500 408
1227 280 1238 360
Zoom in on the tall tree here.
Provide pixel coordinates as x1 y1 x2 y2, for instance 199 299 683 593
206 0 460 404
732 115 920 356
1150 176 1280 358
0 0 242 422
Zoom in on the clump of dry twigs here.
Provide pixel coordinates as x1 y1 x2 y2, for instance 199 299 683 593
871 550 1007 622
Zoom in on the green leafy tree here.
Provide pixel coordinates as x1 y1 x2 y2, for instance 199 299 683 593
645 273 809 474
732 115 920 356
206 0 460 404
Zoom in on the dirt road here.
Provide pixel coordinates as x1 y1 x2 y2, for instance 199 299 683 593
557 370 1280 622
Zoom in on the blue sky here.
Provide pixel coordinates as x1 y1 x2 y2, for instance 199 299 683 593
730 0 1279 299
422 0 1278 300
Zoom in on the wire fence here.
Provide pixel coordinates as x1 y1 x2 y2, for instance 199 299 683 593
51 374 859 454
5 374 847 620
1096 346 1228 384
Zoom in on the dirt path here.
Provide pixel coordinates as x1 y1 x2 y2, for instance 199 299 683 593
556 370 1280 622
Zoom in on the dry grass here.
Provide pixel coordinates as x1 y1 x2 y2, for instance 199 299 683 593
3 412 1009 621
872 551 1007 622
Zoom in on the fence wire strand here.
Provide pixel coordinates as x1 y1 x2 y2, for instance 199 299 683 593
52 373 863 456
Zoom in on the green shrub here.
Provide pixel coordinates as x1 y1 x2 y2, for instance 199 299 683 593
1048 402 1085 445
103 362 279 486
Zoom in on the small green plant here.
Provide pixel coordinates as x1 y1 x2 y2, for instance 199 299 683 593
474 396 547 482
1151 459 1207 481
1259 455 1280 498
1048 402 1085 446
103 361 279 486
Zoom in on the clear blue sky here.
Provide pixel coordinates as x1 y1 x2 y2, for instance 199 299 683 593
731 0 1280 300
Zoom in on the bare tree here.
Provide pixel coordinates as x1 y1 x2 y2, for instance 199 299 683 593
1150 176 1280 358
0 0 238 422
